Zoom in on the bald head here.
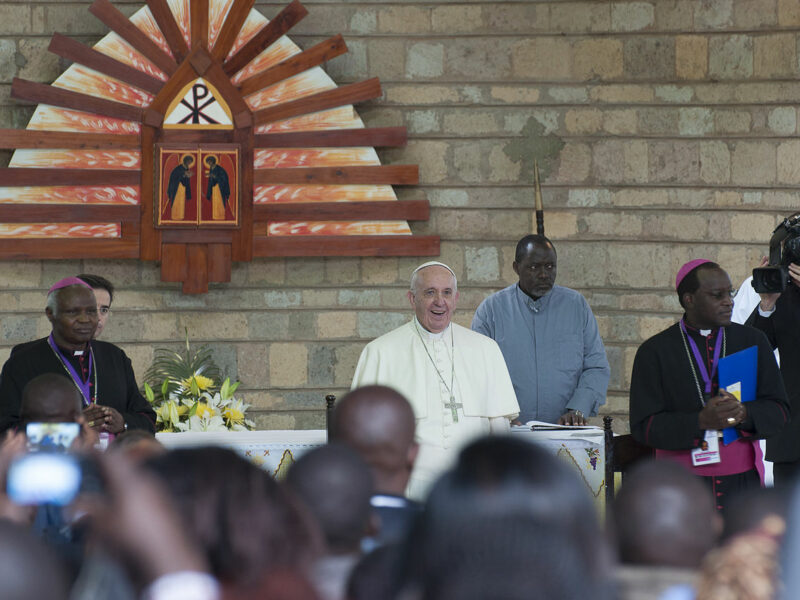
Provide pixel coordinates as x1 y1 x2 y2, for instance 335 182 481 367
20 374 83 426
331 386 418 496
612 460 720 568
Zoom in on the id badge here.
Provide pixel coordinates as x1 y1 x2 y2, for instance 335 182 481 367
691 430 721 466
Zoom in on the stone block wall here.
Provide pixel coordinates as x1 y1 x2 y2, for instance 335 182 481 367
2 0 799 431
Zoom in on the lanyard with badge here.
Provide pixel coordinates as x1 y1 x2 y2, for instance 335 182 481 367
679 320 725 467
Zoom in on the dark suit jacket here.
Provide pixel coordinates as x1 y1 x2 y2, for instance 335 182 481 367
747 285 800 462
363 493 422 551
0 337 156 434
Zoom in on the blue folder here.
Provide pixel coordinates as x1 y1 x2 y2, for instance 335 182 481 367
717 345 757 445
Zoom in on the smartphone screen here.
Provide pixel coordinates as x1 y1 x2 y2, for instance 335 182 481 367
26 422 80 452
6 453 82 506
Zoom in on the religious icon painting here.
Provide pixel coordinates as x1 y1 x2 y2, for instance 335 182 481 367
199 150 238 226
158 148 199 226
156 146 239 227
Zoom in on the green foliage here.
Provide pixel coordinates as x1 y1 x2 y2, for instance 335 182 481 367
143 330 221 402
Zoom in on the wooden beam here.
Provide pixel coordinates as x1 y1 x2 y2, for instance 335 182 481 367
0 168 140 186
254 164 418 185
211 0 255 62
161 230 233 243
254 200 429 222
238 35 347 97
253 78 381 127
160 243 188 281
254 127 406 148
146 0 189 62
254 235 440 257
0 205 139 222
90 0 178 75
201 52 253 128
184 243 209 293
191 0 209 49
159 130 233 144
138 125 159 261
48 33 163 95
11 78 143 123
141 58 198 127
223 0 308 77
207 243 231 282
0 239 139 259
231 126 254 262
0 130 140 149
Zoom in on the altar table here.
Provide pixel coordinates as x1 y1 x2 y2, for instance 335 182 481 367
156 426 606 501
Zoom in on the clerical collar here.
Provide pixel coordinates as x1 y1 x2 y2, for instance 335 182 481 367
54 342 88 356
414 318 449 340
682 318 719 338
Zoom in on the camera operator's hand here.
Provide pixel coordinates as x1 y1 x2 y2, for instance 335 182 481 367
755 256 781 311
789 262 800 288
698 390 746 430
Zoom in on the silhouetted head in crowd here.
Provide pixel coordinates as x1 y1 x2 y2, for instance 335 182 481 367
144 446 318 589
331 385 418 496
108 429 165 463
398 435 613 600
0 519 69 600
20 373 84 426
611 459 721 568
286 443 374 555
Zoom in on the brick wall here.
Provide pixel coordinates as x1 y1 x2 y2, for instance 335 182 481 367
2 0 799 431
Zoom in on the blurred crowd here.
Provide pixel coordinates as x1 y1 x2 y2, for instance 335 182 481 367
0 381 796 600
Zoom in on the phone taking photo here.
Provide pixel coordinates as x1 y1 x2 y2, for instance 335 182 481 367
26 422 80 452
6 453 82 506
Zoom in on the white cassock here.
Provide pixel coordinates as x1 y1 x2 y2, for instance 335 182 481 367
352 319 520 500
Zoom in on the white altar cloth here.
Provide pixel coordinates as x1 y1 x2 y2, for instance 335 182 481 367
156 430 327 479
157 426 606 500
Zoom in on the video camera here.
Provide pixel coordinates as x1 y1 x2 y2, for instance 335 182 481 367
752 213 800 293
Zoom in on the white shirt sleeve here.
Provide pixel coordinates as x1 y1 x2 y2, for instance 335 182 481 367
141 572 220 600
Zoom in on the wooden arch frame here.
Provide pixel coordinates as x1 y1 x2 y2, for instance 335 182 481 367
0 0 438 293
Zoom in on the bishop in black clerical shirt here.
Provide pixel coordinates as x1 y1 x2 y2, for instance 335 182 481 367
0 277 155 435
629 260 788 511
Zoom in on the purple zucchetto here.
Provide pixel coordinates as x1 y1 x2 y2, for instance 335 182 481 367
675 259 713 291
47 277 92 296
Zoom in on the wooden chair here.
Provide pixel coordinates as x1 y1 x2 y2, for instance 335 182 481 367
325 394 336 441
603 416 655 511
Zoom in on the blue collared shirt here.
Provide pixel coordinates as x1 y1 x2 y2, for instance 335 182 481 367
472 284 610 424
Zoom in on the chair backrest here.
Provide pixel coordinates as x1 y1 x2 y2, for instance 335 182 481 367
603 416 655 510
325 394 336 441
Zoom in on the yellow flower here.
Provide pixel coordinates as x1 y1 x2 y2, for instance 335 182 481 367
195 402 216 419
223 404 245 425
181 374 214 391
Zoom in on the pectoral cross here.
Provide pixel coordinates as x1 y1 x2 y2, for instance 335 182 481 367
444 396 463 422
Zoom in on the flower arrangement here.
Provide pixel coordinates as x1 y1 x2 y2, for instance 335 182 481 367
143 334 255 432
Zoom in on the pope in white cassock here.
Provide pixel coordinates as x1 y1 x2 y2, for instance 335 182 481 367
351 261 520 500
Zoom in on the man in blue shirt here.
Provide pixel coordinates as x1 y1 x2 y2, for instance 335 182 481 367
472 234 610 425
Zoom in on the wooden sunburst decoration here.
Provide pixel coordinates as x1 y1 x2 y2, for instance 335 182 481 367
0 0 438 293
